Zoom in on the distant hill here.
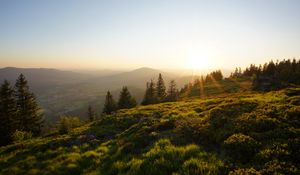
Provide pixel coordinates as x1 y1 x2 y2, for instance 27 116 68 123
84 67 176 89
0 67 177 123
71 69 123 77
0 67 238 123
0 67 93 93
38 67 173 122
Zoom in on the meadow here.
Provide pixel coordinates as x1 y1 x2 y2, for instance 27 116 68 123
0 87 299 175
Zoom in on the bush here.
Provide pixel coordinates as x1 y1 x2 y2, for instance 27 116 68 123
181 158 220 175
56 116 81 134
285 106 300 127
229 168 261 175
11 130 33 143
223 133 259 163
260 160 298 175
236 113 279 133
139 139 222 175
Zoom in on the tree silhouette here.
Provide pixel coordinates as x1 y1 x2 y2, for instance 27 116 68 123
87 105 96 122
141 80 158 105
15 74 43 135
102 91 117 114
229 59 300 91
0 80 17 145
156 73 166 102
165 80 178 102
118 86 137 109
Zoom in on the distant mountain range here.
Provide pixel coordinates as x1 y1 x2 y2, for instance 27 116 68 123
0 67 92 93
0 67 178 123
0 67 232 123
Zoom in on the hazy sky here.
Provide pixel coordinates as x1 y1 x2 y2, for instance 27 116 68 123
0 0 300 70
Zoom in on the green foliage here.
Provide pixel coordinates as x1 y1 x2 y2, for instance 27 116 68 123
11 130 33 143
156 73 167 102
0 75 43 146
223 133 259 163
0 80 17 145
141 80 158 105
102 91 117 114
232 59 300 91
180 76 251 98
110 139 223 175
0 88 299 174
229 168 261 175
117 86 137 109
57 116 81 134
205 70 223 82
142 74 179 104
15 74 43 135
165 80 178 102
87 105 96 122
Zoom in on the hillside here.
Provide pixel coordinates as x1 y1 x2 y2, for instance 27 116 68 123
39 67 173 122
1 88 299 175
0 67 249 123
0 67 93 93
0 67 171 122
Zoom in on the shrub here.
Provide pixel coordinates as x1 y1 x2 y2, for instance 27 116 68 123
56 116 81 134
285 106 300 127
138 139 223 175
229 168 261 175
223 133 259 163
11 130 32 143
181 158 220 175
260 160 298 175
236 113 279 133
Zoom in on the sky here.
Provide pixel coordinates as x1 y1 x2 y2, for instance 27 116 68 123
0 0 300 70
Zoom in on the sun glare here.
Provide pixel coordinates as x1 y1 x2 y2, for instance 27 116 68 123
185 52 213 70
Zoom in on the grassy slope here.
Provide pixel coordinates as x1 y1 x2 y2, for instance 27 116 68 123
0 88 299 175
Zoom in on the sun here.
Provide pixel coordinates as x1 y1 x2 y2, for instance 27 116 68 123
185 52 213 70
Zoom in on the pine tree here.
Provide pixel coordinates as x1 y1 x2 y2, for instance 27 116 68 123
165 80 178 102
117 86 137 109
189 78 201 96
102 91 117 114
141 80 158 105
87 105 96 122
156 73 166 102
0 80 17 145
15 74 43 135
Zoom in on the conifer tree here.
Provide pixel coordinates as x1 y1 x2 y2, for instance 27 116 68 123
117 86 137 109
87 105 96 122
141 80 157 105
102 91 117 114
15 74 43 135
156 73 166 102
165 80 178 102
0 80 17 145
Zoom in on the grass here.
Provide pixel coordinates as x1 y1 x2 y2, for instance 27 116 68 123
0 88 299 175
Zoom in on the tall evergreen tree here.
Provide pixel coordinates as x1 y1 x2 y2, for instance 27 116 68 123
165 80 178 102
87 105 96 122
0 80 17 145
15 74 43 135
156 73 166 102
141 80 158 105
102 91 117 114
117 86 137 109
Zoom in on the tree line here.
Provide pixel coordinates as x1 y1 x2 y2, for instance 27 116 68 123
0 74 43 146
230 59 300 91
101 73 179 115
100 70 225 116
179 70 223 97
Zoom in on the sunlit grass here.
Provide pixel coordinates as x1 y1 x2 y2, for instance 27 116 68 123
0 88 299 174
